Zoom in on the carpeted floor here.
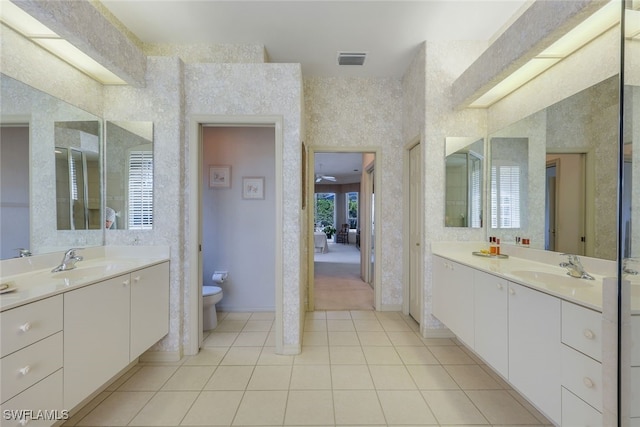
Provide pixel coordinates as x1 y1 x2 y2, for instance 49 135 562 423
314 244 374 311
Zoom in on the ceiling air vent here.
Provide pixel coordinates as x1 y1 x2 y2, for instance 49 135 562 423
338 52 366 66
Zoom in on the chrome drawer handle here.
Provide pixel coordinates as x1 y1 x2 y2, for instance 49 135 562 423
18 322 31 332
133 276 141 283
18 365 30 376
583 329 595 340
123 279 130 286
509 288 515 295
583 377 595 388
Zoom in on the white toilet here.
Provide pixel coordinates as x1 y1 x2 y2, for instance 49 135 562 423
203 286 223 330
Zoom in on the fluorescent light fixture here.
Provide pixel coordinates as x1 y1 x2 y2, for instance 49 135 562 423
0 0 126 84
469 0 620 108
627 8 640 40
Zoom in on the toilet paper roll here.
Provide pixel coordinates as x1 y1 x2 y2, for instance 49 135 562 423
212 273 226 284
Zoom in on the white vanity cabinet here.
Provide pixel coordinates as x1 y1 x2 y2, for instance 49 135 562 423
473 270 508 378
631 315 639 421
64 274 131 409
432 256 474 347
130 262 170 360
508 281 561 424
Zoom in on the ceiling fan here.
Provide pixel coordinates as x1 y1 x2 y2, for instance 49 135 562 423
315 174 336 183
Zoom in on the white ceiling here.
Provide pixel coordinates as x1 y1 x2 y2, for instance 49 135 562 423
100 0 529 78
315 152 364 184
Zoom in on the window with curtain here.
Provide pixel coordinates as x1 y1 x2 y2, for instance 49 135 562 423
128 150 153 230
347 192 358 229
470 157 482 228
491 164 521 228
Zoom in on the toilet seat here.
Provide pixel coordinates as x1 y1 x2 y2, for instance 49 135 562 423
203 286 222 297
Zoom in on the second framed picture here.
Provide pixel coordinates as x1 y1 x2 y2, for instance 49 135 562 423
242 177 265 199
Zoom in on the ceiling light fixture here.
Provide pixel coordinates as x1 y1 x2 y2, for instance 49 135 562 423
0 1 126 85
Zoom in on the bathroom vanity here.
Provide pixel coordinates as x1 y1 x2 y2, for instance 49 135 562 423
0 247 169 426
432 242 639 426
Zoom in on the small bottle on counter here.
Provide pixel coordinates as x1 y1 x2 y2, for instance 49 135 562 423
496 238 501 256
489 237 497 255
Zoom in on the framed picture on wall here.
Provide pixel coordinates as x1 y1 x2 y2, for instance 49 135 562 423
242 177 265 199
209 165 231 188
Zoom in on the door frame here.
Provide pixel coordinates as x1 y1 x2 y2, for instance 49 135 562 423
545 158 559 251
306 146 381 312
402 137 423 321
188 115 284 355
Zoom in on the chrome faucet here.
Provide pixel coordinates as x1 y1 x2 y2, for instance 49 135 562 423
52 248 84 273
16 248 31 257
623 258 639 276
559 254 594 280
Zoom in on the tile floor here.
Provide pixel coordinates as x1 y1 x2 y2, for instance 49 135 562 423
64 311 553 426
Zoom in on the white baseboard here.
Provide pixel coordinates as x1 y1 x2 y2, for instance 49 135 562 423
420 327 455 339
139 349 183 363
279 343 301 355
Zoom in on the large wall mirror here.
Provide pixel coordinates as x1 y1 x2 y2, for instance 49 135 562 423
0 74 104 259
488 76 619 261
445 137 484 228
105 121 154 230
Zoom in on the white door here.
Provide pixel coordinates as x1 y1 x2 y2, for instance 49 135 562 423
409 144 422 322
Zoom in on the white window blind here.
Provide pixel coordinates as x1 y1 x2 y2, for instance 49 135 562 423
491 164 521 228
128 150 153 230
470 160 481 228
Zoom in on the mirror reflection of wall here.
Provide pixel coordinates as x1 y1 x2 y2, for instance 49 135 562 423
444 137 483 228
54 121 101 230
105 121 154 230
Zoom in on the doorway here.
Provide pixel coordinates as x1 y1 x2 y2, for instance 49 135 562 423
407 142 422 323
307 148 380 312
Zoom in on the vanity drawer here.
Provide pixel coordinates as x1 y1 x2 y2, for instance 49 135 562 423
632 367 640 418
0 369 64 427
0 295 63 358
561 387 602 426
561 301 602 362
561 344 602 411
632 315 639 367
0 332 63 403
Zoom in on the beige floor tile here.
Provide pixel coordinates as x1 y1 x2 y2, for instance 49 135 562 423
466 390 541 425
406 365 460 390
357 331 392 346
220 346 262 365
353 319 385 331
507 390 553 424
333 390 386 425
362 346 403 364
330 346 367 364
266 330 277 346
64 392 111 426
118 366 178 391
421 390 488 425
375 311 403 320
129 391 199 426
284 390 335 425
76 392 154 426
104 366 141 391
377 390 438 425
290 364 332 389
328 331 360 346
459 344 485 364
327 319 356 331
326 310 352 319
369 365 417 390
444 364 504 390
395 346 439 365
258 346 295 365
429 345 477 364
205 365 254 390
305 318 328 331
216 312 229 322
249 312 276 320
180 390 243 425
182 347 227 366
243 320 274 331
223 312 252 320
215 319 249 332
386 331 426 346
233 390 288 425
162 366 216 390
203 331 239 347
294 346 330 364
349 310 377 319
331 364 375 389
303 331 329 346
379 319 413 332
232 331 269 346
480 363 512 389
307 311 327 319
422 337 458 346
247 365 292 390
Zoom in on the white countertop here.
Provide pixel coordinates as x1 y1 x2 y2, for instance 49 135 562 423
431 242 639 314
0 246 169 312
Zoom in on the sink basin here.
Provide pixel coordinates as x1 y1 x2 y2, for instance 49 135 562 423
49 262 137 281
509 270 595 289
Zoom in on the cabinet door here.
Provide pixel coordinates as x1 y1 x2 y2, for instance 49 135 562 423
432 256 474 347
474 270 508 378
508 282 561 424
64 275 130 409
130 262 170 360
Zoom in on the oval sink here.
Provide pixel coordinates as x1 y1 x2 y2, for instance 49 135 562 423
510 270 594 289
50 263 136 280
